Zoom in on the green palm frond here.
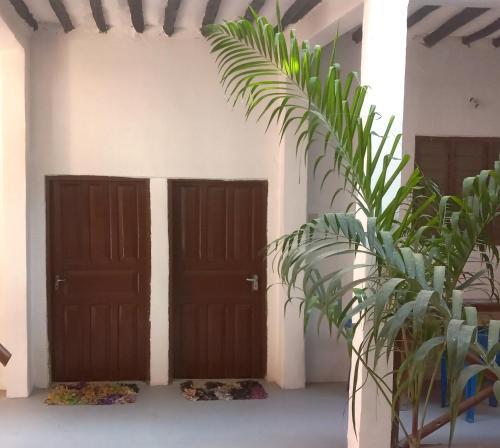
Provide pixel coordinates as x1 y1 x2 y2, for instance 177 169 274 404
205 18 418 229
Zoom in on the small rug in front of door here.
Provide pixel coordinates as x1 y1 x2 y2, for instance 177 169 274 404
180 380 267 401
46 382 139 405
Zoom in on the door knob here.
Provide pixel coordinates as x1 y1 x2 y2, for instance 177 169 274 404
245 274 259 292
55 274 66 291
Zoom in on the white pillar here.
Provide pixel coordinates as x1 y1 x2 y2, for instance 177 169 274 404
0 46 29 398
149 178 169 385
276 138 307 389
347 1 408 447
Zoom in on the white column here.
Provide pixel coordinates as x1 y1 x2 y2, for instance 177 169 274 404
149 178 169 385
347 1 408 447
276 138 307 389
0 47 29 398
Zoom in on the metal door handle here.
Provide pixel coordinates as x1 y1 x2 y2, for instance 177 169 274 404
245 274 259 292
55 274 66 291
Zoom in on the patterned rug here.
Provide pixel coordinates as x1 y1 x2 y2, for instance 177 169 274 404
46 382 139 405
180 380 268 401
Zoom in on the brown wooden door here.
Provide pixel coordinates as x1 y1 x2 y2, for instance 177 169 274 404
170 180 267 379
415 136 500 242
47 177 151 382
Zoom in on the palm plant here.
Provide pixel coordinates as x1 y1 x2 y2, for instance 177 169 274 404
204 8 500 448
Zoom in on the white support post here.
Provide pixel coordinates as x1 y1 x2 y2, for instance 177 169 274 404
347 1 409 447
0 47 29 398
276 137 307 389
149 178 169 385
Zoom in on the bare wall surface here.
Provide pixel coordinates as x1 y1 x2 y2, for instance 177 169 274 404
26 8 500 390
307 32 500 382
0 6 30 397
28 30 304 388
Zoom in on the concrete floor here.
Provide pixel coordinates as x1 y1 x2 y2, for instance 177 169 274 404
0 382 349 448
0 382 499 447
400 398 500 448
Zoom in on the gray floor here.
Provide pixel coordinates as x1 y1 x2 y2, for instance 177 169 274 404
400 398 500 447
0 382 499 447
0 382 349 448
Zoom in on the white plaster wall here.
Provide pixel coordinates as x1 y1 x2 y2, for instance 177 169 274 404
306 37 361 384
404 38 500 303
27 12 500 391
0 6 30 397
0 46 4 392
0 48 29 398
27 30 302 388
307 29 500 383
403 37 500 170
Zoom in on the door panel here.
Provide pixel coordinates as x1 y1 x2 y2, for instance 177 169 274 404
47 177 151 382
416 137 500 243
171 180 267 379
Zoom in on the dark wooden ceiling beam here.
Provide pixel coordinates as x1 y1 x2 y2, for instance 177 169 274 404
281 0 322 29
201 0 222 36
352 26 362 44
493 36 500 48
49 0 74 33
163 0 182 36
0 344 11 367
462 18 500 45
127 0 145 33
353 6 441 44
89 0 108 33
202 0 222 29
244 0 266 21
407 5 441 28
423 7 490 47
8 0 38 31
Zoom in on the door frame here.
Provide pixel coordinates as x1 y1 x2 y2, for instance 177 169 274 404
167 179 268 380
45 175 152 382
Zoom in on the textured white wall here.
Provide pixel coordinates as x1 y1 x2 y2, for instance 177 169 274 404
0 11 29 397
306 25 500 385
27 30 307 389
403 38 500 168
305 36 361 384
0 44 4 393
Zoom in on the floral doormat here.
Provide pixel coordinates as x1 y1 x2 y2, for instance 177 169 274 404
45 382 139 405
180 380 268 401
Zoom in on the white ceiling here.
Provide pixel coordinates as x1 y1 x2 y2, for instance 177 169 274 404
12 0 500 43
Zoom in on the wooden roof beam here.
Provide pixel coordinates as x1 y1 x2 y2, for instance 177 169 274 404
244 0 266 22
281 0 322 29
462 18 500 45
352 25 362 43
0 344 11 367
127 0 145 33
163 0 182 36
202 0 222 34
407 5 441 28
89 0 109 33
423 7 490 47
49 0 74 33
8 0 38 31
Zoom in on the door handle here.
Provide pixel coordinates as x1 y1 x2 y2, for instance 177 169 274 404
54 274 66 291
245 274 259 292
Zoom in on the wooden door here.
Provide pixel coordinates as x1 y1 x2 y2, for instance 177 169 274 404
170 180 267 379
47 177 151 382
415 136 500 242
